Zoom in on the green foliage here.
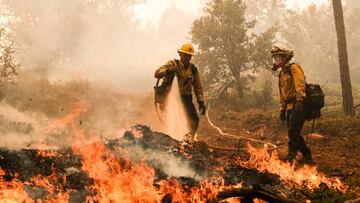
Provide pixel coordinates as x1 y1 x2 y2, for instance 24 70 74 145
347 8 360 82
252 79 275 109
245 0 285 31
191 0 276 99
280 5 360 84
0 29 20 82
280 5 338 83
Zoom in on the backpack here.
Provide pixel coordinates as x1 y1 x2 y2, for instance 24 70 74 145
304 83 325 120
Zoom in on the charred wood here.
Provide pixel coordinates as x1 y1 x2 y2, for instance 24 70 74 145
217 184 297 203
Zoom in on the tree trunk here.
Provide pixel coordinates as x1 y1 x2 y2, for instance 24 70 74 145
332 0 355 116
230 64 244 99
234 74 244 99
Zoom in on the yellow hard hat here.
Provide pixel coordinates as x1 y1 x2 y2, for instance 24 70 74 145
177 43 195 56
271 46 294 60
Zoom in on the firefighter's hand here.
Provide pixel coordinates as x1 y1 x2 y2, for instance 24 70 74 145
198 101 206 115
280 110 286 121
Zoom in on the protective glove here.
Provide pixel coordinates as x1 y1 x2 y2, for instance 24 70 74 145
198 101 206 115
280 109 286 121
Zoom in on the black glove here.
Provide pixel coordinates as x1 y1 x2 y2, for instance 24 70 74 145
280 109 286 121
198 101 206 115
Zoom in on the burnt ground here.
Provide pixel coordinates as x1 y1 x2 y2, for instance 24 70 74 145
197 107 360 194
1 123 357 202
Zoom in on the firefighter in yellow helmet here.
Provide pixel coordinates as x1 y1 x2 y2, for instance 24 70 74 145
271 46 313 164
154 43 206 142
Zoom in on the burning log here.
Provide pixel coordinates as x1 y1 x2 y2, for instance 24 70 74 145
217 184 297 203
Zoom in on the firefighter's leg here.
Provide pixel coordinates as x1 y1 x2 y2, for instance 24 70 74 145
289 108 313 163
284 110 297 161
181 95 199 142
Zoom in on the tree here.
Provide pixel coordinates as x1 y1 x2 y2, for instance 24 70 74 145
191 0 276 99
0 29 20 82
245 0 285 32
332 0 355 116
279 5 338 83
346 8 360 82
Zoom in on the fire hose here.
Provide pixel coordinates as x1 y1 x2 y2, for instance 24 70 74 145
205 102 278 150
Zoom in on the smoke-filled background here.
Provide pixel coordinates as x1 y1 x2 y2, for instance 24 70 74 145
0 0 359 148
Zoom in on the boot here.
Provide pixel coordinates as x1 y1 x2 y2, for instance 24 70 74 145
280 152 296 163
280 143 297 163
298 147 314 165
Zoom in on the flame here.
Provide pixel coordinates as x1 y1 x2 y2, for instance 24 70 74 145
0 169 33 202
164 77 191 140
43 100 88 135
37 149 59 157
72 142 160 202
27 169 69 202
72 138 235 202
159 176 234 202
0 99 347 202
240 143 347 191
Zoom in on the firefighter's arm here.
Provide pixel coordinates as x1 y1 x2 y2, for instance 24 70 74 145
192 66 204 103
290 64 306 102
278 78 286 111
154 60 176 79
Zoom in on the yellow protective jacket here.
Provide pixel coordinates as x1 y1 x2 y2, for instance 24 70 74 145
154 59 204 102
278 63 306 110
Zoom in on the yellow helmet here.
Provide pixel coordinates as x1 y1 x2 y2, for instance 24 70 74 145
271 46 294 61
177 43 195 56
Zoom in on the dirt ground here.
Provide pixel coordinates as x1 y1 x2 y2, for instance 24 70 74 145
196 107 360 194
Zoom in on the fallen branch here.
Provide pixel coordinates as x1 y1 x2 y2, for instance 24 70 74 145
217 185 297 203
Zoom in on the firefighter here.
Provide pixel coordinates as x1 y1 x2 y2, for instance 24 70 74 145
154 43 206 142
271 46 313 164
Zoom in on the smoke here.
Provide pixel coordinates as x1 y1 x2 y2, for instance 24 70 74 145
0 73 165 149
0 0 204 92
121 144 199 179
0 0 206 148
164 77 191 140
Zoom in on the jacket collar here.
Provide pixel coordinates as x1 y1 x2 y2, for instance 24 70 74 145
282 63 292 73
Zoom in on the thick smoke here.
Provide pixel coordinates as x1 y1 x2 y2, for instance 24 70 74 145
0 0 203 148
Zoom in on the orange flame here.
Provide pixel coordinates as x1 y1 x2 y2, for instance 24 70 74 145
43 100 88 135
0 168 33 202
73 142 160 202
240 143 347 191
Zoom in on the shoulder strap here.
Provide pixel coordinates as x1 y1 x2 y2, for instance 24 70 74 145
156 78 160 86
191 63 198 75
